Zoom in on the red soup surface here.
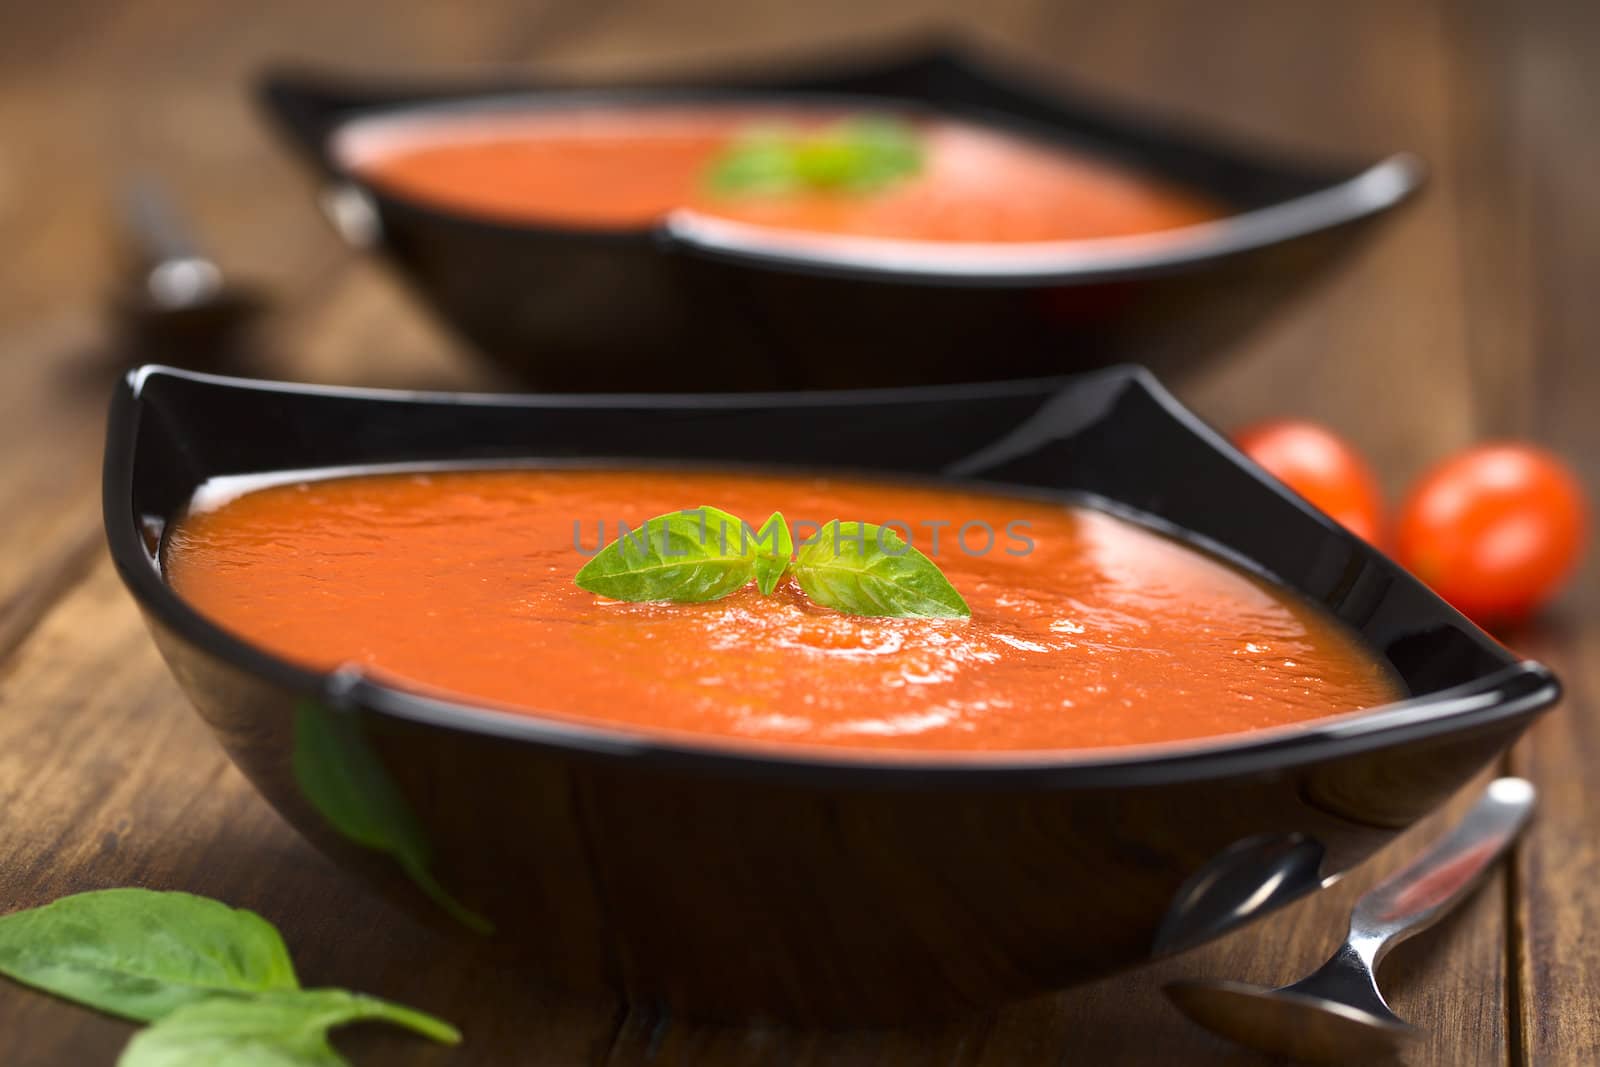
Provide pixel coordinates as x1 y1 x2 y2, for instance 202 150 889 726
165 468 1401 753
338 108 1223 243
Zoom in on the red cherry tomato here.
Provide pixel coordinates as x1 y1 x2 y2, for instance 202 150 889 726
1396 444 1589 627
1232 420 1386 544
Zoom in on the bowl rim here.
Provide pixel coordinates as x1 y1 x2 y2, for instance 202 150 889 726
105 365 1560 788
313 84 1424 287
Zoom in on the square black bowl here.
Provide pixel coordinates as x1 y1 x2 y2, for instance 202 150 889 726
259 40 1422 390
104 365 1556 1023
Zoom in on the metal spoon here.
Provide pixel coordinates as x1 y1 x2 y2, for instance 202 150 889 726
1166 776 1535 1064
110 174 266 368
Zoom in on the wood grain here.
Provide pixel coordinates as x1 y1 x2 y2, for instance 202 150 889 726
1 0 1595 1064
1461 1 1600 1065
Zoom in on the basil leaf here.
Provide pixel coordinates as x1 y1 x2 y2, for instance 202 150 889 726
574 506 756 602
751 511 793 595
118 988 460 1067
797 115 923 190
293 703 492 934
792 521 970 618
0 889 298 1023
706 115 924 196
703 127 796 196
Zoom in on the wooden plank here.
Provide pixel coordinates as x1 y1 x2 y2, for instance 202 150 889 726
0 311 113 654
1511 629 1600 1066
1455 0 1600 1062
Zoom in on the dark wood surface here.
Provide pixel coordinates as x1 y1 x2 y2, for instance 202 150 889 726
1 1 1595 1063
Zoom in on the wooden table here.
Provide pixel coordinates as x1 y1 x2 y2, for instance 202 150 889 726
1 1 1595 1063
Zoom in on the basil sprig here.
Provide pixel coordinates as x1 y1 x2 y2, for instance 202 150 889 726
575 507 970 619
0 888 459 1066
705 114 925 197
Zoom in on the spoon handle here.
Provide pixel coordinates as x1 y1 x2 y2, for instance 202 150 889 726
121 173 203 266
1348 777 1535 956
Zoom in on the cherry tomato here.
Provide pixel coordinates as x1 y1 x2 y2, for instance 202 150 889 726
1396 444 1589 627
1232 420 1386 543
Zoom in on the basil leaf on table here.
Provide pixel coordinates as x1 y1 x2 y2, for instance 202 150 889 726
792 521 971 618
293 703 492 934
751 510 793 596
0 888 298 1023
117 988 460 1067
574 505 756 602
0 887 462 1065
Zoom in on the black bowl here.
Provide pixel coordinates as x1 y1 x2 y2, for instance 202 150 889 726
104 365 1554 1023
258 42 1422 391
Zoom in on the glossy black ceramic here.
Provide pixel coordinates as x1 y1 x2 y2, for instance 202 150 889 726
259 43 1422 390
105 365 1555 1023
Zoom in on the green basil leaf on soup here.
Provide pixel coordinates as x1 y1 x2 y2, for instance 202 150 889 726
706 115 924 196
751 510 794 595
704 126 800 196
792 521 970 619
0 888 298 1023
575 506 757 602
796 115 923 190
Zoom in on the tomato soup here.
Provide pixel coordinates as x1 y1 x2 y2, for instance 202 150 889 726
164 468 1400 753
338 108 1222 243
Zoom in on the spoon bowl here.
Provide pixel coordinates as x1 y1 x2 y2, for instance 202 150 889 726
1166 978 1415 1063
1167 777 1535 1063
